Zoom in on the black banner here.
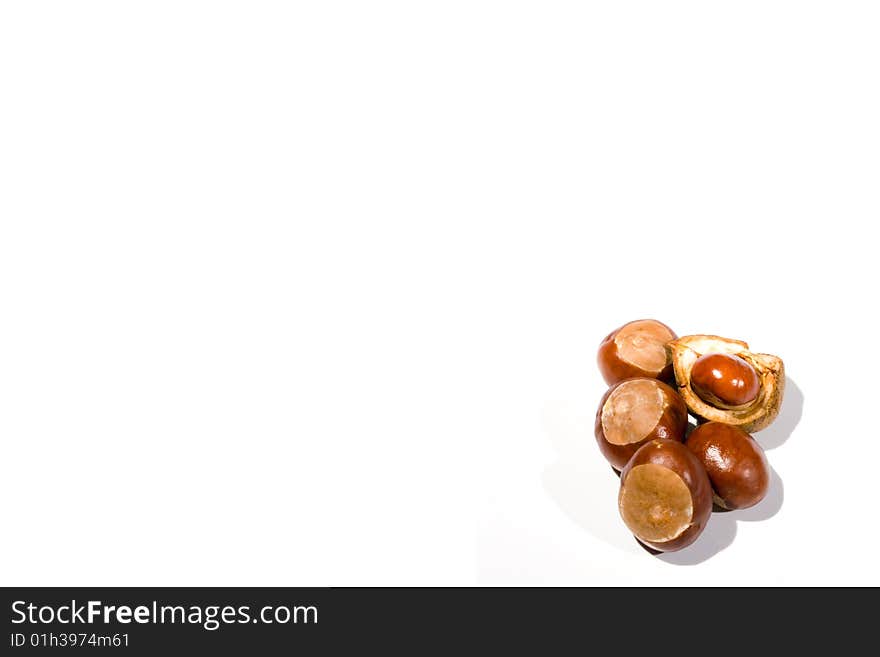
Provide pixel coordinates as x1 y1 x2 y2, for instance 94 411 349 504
0 587 870 653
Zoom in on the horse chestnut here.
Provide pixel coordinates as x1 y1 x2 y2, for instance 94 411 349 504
594 378 688 470
690 353 761 408
597 319 677 386
618 439 713 552
686 422 769 510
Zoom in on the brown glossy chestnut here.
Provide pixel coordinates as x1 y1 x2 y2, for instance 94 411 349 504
685 421 769 510
597 319 677 386
618 439 713 552
595 378 688 470
691 353 760 408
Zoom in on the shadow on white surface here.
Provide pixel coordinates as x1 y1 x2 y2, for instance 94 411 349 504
658 467 784 565
754 377 803 451
541 400 640 554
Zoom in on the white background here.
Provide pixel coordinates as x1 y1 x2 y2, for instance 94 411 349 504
1 2 877 586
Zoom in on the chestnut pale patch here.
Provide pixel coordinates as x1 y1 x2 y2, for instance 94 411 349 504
619 464 693 543
601 379 664 445
614 320 675 373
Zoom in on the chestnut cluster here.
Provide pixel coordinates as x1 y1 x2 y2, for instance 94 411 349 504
595 319 784 553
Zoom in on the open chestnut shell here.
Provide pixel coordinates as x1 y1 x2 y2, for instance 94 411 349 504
686 422 769 510
669 334 784 433
597 319 677 386
594 377 688 471
618 439 713 552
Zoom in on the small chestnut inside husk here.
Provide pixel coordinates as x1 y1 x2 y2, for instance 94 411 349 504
686 421 769 510
690 353 761 408
597 319 677 386
618 439 713 552
594 378 688 470
669 334 784 433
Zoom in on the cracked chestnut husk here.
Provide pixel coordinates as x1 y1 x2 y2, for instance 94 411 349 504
669 335 784 432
